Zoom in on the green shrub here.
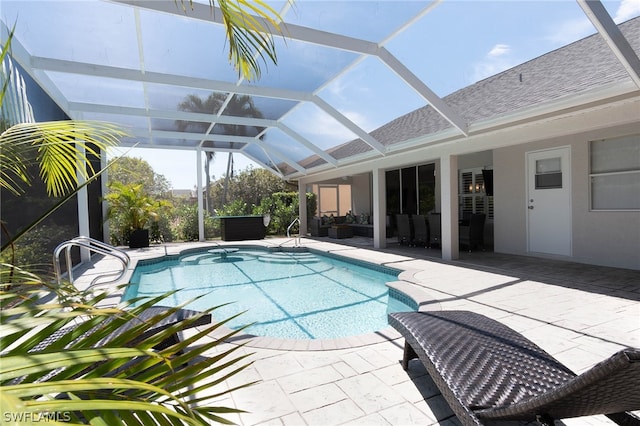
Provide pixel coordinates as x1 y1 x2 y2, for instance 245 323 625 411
252 191 298 235
175 204 217 241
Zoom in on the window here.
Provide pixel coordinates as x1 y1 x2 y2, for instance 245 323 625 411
590 135 640 210
386 163 436 215
459 168 494 219
535 157 562 189
313 184 352 216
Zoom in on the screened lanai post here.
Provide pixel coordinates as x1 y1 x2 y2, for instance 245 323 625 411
101 149 110 245
440 155 459 261
76 143 91 262
373 168 386 249
197 148 205 242
298 185 307 237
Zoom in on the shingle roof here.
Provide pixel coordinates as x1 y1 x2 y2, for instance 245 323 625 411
292 16 640 172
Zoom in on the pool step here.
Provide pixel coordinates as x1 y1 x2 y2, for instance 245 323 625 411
180 253 215 264
181 248 241 264
258 253 320 264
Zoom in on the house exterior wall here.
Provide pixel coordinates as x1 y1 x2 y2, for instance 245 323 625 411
351 174 372 216
494 122 640 270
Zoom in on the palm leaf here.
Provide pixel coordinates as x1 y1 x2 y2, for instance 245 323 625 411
0 22 17 110
179 0 284 81
0 120 126 197
1 278 257 425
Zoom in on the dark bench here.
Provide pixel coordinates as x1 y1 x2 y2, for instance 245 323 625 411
389 311 640 426
32 306 211 353
19 306 212 385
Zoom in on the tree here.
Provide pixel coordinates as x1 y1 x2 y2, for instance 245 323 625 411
176 93 265 212
107 156 171 197
218 166 294 210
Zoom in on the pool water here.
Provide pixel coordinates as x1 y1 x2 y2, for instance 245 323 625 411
124 248 415 340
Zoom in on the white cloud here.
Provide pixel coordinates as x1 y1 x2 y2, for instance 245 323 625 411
544 0 640 47
488 44 511 58
470 43 518 83
304 110 358 141
614 0 640 22
544 17 594 46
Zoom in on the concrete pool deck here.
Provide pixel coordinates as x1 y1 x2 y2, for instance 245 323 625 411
73 237 639 426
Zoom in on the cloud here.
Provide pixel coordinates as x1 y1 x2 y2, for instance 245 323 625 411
614 0 640 22
470 43 518 83
488 44 511 58
283 106 359 150
544 17 594 46
544 0 640 46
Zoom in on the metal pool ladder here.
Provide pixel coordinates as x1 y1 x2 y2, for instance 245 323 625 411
54 236 130 288
287 217 302 247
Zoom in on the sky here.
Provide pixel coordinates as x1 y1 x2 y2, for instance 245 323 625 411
105 0 640 190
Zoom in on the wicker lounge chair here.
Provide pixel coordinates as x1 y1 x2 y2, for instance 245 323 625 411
12 306 212 386
31 306 211 353
388 311 640 426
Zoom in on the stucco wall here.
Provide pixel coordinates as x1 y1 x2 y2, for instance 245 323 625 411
494 123 640 270
351 173 372 216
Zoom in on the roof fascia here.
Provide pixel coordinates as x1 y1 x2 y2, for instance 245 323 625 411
577 0 640 89
295 80 640 183
383 81 639 155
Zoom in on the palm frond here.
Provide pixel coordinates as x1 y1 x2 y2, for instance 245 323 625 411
0 120 126 197
1 280 256 425
196 0 284 81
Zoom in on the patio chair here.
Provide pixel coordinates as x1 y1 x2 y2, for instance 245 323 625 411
427 213 441 248
459 213 486 252
412 215 428 247
396 214 412 245
388 310 640 426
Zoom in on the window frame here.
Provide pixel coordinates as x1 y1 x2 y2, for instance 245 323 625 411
589 134 640 212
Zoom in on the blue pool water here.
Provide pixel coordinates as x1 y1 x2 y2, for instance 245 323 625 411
124 248 415 339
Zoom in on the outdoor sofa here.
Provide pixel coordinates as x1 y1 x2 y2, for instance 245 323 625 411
388 310 640 426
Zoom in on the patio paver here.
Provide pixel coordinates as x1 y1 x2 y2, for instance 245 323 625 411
72 237 639 425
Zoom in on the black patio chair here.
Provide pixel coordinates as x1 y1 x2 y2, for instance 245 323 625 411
412 215 428 247
459 213 486 252
427 213 441 248
388 310 640 426
396 214 412 246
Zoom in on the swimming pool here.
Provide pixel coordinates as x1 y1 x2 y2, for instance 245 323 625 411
124 247 415 340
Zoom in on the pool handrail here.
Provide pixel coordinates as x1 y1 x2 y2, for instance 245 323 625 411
53 236 130 288
286 217 301 247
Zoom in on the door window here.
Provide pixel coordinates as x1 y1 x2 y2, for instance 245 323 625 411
535 157 562 189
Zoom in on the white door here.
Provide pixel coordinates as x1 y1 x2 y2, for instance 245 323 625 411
526 147 572 256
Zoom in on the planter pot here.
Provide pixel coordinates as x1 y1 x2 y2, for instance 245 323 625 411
129 229 149 248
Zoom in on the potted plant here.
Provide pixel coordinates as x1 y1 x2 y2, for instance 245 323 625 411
104 182 167 248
